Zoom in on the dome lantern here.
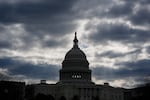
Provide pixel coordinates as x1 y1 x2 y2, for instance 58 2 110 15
73 32 78 48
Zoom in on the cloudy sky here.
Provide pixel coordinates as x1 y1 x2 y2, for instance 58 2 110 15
0 0 150 88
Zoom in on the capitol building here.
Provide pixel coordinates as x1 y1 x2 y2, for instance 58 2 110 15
26 32 124 100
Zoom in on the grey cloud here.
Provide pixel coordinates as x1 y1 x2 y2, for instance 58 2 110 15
0 41 12 49
21 32 69 49
87 23 150 43
0 71 11 80
120 0 150 4
0 57 59 80
93 59 150 81
95 51 124 58
0 0 79 50
0 74 10 80
74 0 113 17
129 7 150 26
0 0 78 35
146 46 150 54
106 1 133 18
24 22 77 37
0 24 71 51
0 0 78 24
139 0 150 4
82 0 149 28
107 0 150 26
96 49 142 58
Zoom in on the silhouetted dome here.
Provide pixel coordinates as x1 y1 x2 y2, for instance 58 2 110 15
59 32 92 84
65 47 87 60
64 32 87 61
62 32 89 70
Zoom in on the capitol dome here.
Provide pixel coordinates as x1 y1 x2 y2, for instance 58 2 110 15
59 32 91 84
62 32 89 69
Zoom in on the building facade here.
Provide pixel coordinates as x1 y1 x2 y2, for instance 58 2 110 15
26 32 124 100
0 81 25 100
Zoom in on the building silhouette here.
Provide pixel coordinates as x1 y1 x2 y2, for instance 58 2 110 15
25 32 124 100
59 32 93 85
0 81 25 100
124 84 150 100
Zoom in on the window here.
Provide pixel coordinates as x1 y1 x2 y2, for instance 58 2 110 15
72 75 81 79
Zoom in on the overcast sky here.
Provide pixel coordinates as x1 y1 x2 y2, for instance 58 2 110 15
0 0 150 88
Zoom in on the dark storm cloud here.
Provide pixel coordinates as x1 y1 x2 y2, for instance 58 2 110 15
146 46 150 54
0 57 59 80
87 23 150 43
0 0 78 34
130 7 150 26
0 0 78 46
93 59 150 81
0 0 78 24
121 0 150 4
0 41 12 49
84 0 150 27
106 0 150 26
106 1 133 18
43 39 65 48
0 0 80 50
